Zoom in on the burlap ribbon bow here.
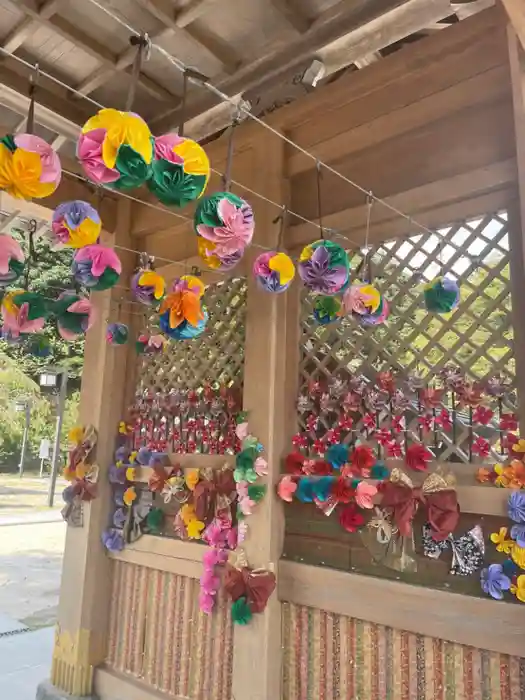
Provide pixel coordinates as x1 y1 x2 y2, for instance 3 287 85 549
223 564 276 614
379 468 459 541
193 466 236 524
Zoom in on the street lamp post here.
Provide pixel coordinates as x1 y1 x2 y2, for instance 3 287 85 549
14 399 31 478
40 369 68 507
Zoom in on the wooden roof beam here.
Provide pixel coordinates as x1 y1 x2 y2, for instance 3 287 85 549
150 0 454 135
134 0 241 74
9 0 175 102
501 0 525 50
269 0 312 34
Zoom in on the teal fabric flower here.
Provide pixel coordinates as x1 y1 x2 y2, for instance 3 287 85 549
231 597 252 625
371 462 389 480
326 443 348 469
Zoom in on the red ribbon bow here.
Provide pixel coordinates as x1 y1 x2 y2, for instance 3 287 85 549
224 565 276 614
194 469 236 522
379 470 459 541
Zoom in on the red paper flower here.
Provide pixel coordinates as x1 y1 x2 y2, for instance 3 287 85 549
504 433 519 451
458 383 484 408
339 504 365 533
323 428 341 445
292 433 308 449
418 415 434 434
472 437 490 458
187 440 196 453
332 477 355 503
375 429 392 446
377 371 395 394
343 392 362 412
391 415 405 433
311 460 333 476
285 452 304 475
500 413 518 431
422 388 444 409
387 440 403 458
363 413 376 431
473 406 494 426
313 439 325 456
309 381 323 397
338 415 354 431
405 443 433 472
434 409 452 432
350 445 375 476
306 415 318 432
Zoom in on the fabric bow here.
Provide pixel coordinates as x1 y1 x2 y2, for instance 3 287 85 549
379 468 459 541
194 466 236 523
223 564 276 614
148 463 177 493
422 523 484 576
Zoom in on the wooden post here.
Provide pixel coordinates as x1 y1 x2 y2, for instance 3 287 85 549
232 134 301 700
46 200 137 697
507 26 525 431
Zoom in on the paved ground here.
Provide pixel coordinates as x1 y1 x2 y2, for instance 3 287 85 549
0 473 67 696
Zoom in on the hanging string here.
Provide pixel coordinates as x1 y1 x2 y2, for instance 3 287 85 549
273 205 287 251
316 161 324 240
125 33 150 111
356 192 374 282
221 106 242 192
26 63 39 135
178 67 208 137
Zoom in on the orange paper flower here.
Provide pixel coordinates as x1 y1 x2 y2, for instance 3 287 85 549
476 467 491 484
159 290 204 329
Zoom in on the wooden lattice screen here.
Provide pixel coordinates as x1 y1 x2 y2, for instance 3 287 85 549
298 210 516 463
136 277 247 396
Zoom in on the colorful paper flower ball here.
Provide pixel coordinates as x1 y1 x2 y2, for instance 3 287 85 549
136 333 166 355
51 201 101 249
198 237 244 272
131 269 166 307
361 295 389 326
158 275 206 339
0 134 61 200
343 283 380 315
147 134 210 207
299 240 350 295
1 290 48 337
424 276 460 313
106 322 129 346
253 251 295 293
72 244 121 291
53 293 95 341
195 192 254 258
313 296 342 325
77 108 153 191
0 235 24 287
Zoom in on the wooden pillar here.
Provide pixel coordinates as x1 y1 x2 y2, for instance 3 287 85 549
232 134 301 700
48 200 137 696
507 26 525 431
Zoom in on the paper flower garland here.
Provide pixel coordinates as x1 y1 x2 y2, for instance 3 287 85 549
51 201 102 249
197 238 243 272
424 276 459 313
0 235 24 287
147 134 210 207
72 244 121 290
106 322 129 346
1 290 48 337
0 134 61 200
298 240 350 295
158 275 206 340
77 108 153 190
342 283 389 325
253 251 295 293
135 333 166 354
313 296 342 325
131 269 166 307
53 293 95 340
194 192 254 264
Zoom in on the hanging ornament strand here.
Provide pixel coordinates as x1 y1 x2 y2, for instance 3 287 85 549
125 33 150 111
221 108 242 192
26 63 39 135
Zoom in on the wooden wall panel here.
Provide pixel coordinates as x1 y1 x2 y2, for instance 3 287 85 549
281 602 525 700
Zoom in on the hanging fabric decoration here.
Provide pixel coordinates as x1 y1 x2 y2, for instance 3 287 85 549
72 244 121 290
0 235 25 287
298 239 349 295
106 322 129 346
158 274 207 339
424 276 460 313
135 333 166 354
50 201 102 249
53 292 95 340
1 289 48 337
0 66 61 200
77 35 153 190
148 68 210 207
131 255 165 307
313 295 342 325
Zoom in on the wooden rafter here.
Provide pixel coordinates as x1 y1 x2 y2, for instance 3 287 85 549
6 0 177 103
150 0 454 134
501 0 525 50
269 0 311 34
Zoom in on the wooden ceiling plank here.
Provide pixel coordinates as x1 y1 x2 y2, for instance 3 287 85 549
150 0 453 135
174 0 220 28
452 0 494 20
269 0 311 34
135 0 240 74
2 16 36 53
501 0 525 51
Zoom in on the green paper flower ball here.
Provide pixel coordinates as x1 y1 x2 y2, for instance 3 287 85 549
423 276 460 313
147 134 210 207
53 293 95 341
313 295 342 325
